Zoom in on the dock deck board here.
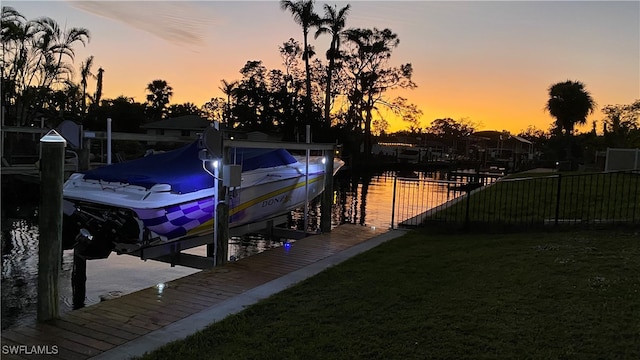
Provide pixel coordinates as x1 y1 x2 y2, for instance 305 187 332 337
1 224 386 359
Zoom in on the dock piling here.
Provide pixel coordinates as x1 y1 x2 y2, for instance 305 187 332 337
215 148 230 266
37 130 66 321
216 201 229 266
72 249 87 309
320 147 335 232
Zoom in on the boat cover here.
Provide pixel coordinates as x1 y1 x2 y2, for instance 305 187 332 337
82 141 298 194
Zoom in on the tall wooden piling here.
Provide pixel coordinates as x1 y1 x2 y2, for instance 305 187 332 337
78 147 90 171
215 148 230 266
78 137 90 172
202 125 229 266
320 147 335 232
72 250 86 309
38 130 66 321
215 200 229 266
206 163 217 260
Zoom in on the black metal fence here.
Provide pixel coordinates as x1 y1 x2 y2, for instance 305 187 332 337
392 171 640 230
390 177 468 228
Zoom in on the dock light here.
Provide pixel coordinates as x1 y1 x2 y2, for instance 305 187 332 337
156 283 166 295
212 159 219 169
322 157 327 165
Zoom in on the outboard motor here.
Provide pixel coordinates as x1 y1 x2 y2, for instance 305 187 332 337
63 203 141 259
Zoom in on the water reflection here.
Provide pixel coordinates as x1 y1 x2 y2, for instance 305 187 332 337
332 171 400 229
1 218 42 329
1 169 442 329
1 210 201 329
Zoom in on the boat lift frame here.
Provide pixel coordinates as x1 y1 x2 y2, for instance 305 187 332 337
132 134 337 269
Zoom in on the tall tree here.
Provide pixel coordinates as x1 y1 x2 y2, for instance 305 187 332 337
278 38 306 138
546 80 595 136
426 117 476 153
234 60 269 131
90 96 145 132
1 7 90 125
1 6 28 123
145 79 173 121
601 99 640 147
315 3 350 128
545 80 595 163
37 17 90 89
201 97 225 123
79 55 94 121
94 67 104 106
166 102 202 118
279 0 319 124
342 27 417 158
219 79 238 128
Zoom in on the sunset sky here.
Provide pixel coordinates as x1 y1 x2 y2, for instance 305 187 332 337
7 1 639 134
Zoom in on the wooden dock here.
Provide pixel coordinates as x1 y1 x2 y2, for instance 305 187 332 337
1 224 391 360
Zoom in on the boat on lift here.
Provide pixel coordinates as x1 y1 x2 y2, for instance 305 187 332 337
62 140 344 259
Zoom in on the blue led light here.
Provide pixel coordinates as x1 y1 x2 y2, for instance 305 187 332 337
284 242 292 249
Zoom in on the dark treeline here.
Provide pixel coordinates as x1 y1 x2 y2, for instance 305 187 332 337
2 3 639 166
1 2 420 162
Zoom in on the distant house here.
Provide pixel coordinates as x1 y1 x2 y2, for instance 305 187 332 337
141 115 211 139
472 130 534 169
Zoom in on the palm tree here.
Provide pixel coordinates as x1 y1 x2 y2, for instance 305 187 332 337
36 18 90 88
279 0 319 121
94 67 104 107
315 3 350 128
546 80 596 163
219 79 238 128
546 80 595 136
2 10 43 99
145 79 173 121
1 6 26 82
1 6 28 122
79 55 94 120
1 8 90 125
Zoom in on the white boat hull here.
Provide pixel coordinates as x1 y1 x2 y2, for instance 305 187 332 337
62 154 342 258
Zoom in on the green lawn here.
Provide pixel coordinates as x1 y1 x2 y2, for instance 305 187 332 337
136 228 640 359
428 171 639 227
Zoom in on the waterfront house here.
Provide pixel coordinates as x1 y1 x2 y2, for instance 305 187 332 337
141 115 211 140
472 130 534 170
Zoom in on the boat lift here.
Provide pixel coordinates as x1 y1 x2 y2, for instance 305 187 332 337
130 125 338 269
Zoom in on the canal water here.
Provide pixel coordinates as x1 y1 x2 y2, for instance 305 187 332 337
1 169 447 329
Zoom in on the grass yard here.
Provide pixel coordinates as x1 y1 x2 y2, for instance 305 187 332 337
136 228 640 359
427 171 639 227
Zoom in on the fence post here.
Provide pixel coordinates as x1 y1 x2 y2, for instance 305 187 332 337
632 173 639 224
106 118 112 164
464 192 471 229
38 130 66 322
554 174 562 226
390 176 397 229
